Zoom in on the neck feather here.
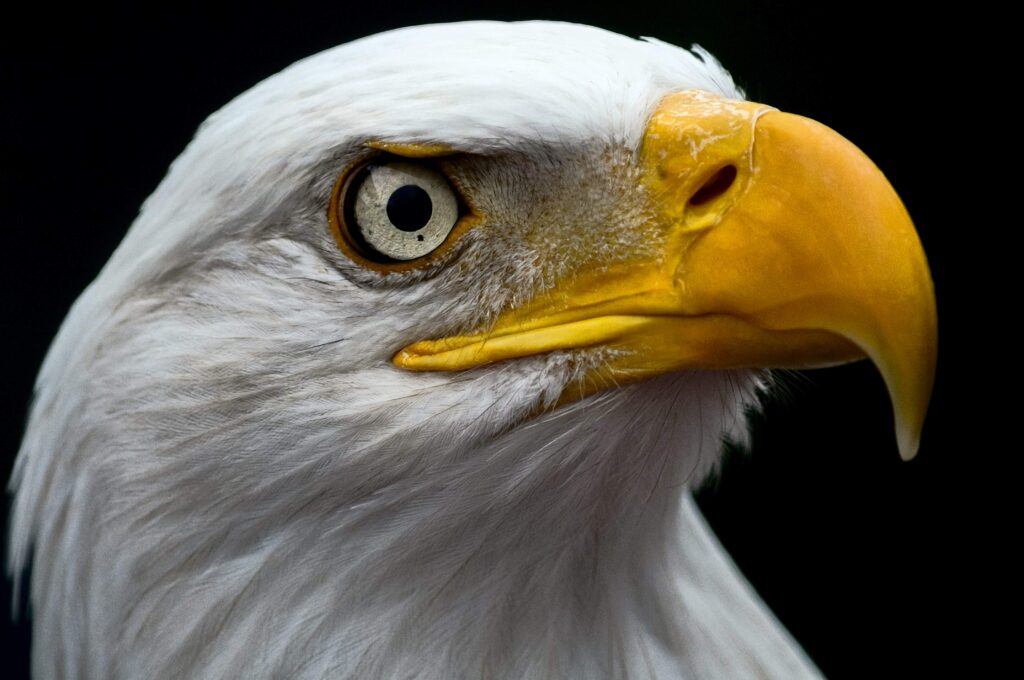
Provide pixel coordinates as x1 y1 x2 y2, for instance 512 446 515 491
15 367 819 678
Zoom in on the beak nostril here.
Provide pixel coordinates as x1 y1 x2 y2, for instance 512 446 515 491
688 165 738 206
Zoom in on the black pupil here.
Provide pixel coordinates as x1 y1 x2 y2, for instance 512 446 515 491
386 184 433 232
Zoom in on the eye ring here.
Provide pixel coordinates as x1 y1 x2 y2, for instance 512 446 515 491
329 156 474 272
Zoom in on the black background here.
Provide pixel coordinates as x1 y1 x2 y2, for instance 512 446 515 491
1 2 994 677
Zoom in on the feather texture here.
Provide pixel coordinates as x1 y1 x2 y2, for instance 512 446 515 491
9 21 820 678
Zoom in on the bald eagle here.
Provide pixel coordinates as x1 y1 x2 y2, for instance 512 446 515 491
8 21 936 679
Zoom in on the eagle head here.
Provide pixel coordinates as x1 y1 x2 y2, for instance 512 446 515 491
10 21 935 679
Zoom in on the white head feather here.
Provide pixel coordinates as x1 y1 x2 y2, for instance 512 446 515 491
9 21 821 678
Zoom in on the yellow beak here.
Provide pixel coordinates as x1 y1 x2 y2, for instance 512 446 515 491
394 91 937 460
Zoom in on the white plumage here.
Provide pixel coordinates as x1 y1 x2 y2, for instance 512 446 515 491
10 22 823 678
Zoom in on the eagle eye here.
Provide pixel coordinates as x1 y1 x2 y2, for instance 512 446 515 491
331 159 461 265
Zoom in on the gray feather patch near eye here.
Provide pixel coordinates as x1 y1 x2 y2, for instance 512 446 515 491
353 161 458 260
